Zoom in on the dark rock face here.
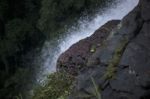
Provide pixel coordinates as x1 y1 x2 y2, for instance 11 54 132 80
56 0 150 99
119 22 150 89
57 20 120 75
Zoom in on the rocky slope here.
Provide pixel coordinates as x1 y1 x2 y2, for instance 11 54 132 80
57 0 150 99
1 0 111 98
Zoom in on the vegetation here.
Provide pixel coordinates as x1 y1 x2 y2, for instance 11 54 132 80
0 68 33 99
0 0 113 98
38 0 112 38
32 72 74 99
0 0 45 98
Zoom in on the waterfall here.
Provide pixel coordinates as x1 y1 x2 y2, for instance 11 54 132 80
36 0 139 82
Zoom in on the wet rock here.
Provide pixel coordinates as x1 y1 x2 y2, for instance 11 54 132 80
57 0 150 99
57 20 120 75
109 67 146 98
110 68 137 92
69 65 107 99
118 3 143 40
119 21 150 89
140 0 150 21
101 85 140 99
87 3 144 67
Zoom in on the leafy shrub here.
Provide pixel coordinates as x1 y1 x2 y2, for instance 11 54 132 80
0 18 45 98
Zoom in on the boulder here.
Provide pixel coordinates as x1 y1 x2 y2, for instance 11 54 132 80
57 20 120 75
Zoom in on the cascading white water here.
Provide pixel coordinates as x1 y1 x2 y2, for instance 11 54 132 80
37 0 139 82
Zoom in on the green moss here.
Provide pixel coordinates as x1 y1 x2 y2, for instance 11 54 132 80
104 38 128 79
32 72 74 99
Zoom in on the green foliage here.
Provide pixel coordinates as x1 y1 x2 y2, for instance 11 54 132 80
0 19 33 57
0 0 45 98
37 0 110 38
24 0 41 23
0 18 45 57
0 68 33 99
0 0 114 98
0 18 45 98
32 72 74 99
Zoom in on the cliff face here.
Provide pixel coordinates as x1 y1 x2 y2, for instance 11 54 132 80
57 0 150 99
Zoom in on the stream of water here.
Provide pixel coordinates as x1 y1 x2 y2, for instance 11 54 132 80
36 0 139 83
